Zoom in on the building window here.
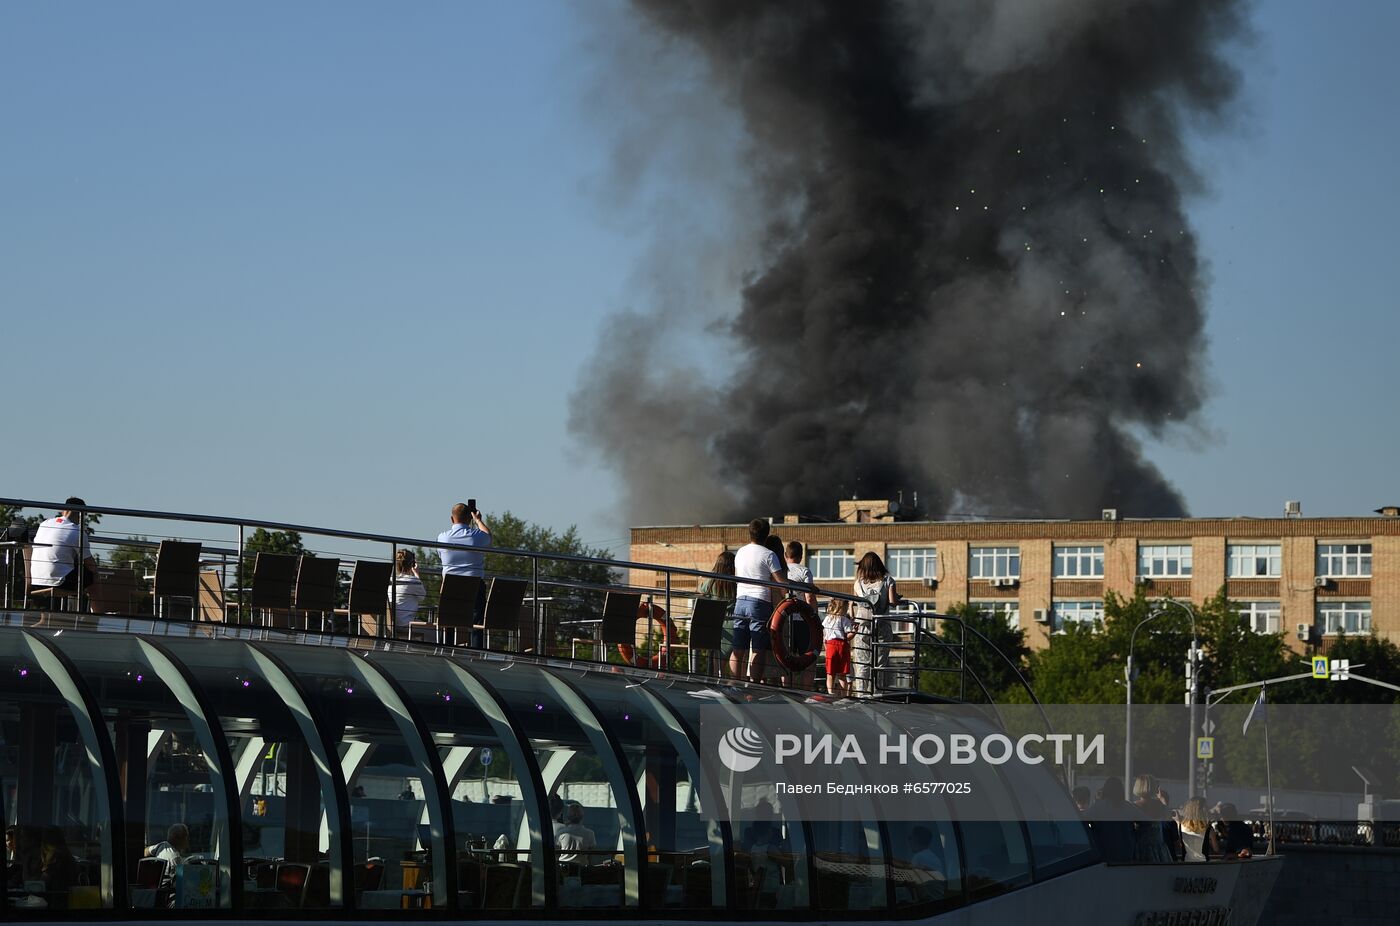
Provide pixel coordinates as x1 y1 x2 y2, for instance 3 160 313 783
888 547 937 581
1051 600 1103 632
971 600 1020 629
1316 543 1372 578
1235 601 1281 634
1053 545 1104 579
970 546 1020 579
1138 544 1193 578
1318 600 1371 635
1227 543 1281 579
808 548 856 582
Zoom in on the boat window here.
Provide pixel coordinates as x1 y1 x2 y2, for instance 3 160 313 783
256 643 444 913
0 632 114 912
48 632 236 912
573 673 729 913
368 651 547 912
886 818 963 912
994 752 1096 879
483 663 639 910
158 639 348 911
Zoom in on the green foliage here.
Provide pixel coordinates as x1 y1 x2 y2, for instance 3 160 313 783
108 537 157 575
920 602 1033 703
238 528 306 587
483 511 616 591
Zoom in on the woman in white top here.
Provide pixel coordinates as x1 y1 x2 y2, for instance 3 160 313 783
388 549 426 634
852 552 899 696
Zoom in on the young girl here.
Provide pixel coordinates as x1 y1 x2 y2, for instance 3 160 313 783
822 598 855 696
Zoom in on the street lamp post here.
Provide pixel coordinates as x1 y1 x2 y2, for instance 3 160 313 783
1124 600 1199 801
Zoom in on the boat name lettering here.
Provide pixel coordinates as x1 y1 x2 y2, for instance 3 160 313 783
1172 876 1218 895
1134 906 1230 926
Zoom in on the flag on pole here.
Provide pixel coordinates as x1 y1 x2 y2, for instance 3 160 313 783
1243 688 1266 737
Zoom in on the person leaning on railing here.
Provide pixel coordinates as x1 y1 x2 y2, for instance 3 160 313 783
696 551 737 674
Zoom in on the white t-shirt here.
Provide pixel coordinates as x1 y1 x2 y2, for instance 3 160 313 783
388 573 426 629
735 543 784 602
786 562 812 586
822 613 854 642
555 823 597 864
28 516 91 587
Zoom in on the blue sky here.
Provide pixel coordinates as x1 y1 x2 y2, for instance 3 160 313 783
3 1 1397 554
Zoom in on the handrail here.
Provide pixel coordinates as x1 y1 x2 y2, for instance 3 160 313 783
3 496 1036 709
0 496 865 604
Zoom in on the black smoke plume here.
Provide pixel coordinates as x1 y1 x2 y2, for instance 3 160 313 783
571 0 1247 523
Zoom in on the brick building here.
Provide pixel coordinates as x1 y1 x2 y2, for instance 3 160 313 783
630 499 1400 652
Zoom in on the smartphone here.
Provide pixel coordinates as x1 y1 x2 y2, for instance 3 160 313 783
467 498 477 514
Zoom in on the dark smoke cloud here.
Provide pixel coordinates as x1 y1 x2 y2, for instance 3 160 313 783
571 0 1247 523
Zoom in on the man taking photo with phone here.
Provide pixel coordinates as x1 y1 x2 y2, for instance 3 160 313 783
439 500 491 647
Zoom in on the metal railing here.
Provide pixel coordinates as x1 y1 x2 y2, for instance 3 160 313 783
1 496 1038 706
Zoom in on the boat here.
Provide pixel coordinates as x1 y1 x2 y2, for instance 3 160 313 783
0 496 1280 922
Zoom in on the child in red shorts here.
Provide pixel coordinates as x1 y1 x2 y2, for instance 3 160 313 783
822 598 855 696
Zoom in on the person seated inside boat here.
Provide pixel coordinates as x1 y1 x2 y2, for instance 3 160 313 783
37 826 77 908
906 825 947 899
738 801 791 899
145 823 190 866
555 802 597 865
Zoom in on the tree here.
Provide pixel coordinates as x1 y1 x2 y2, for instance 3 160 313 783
481 512 617 592
108 537 157 575
238 529 305 588
920 602 1032 703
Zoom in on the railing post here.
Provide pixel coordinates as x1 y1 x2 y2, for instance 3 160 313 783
237 524 246 626
662 573 670 668
76 508 85 613
389 542 397 640
531 556 542 657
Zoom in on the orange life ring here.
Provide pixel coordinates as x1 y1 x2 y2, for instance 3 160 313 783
617 601 679 668
769 598 820 672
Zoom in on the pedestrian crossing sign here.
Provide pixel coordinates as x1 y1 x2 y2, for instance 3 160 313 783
1312 656 1328 679
1196 736 1214 760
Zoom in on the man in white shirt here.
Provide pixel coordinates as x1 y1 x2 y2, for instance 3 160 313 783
438 501 492 647
28 498 97 596
554 802 597 865
730 519 789 683
145 823 190 866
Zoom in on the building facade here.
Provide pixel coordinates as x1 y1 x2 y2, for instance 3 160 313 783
630 500 1400 652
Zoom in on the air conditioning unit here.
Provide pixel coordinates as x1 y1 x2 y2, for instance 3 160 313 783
990 577 1019 589
1033 608 1049 624
1102 508 1119 521
1314 577 1332 589
922 577 939 590
1296 622 1310 642
1135 576 1153 587
1285 500 1302 517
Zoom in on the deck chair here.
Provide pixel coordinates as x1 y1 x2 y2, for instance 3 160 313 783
598 591 642 661
433 573 481 646
89 567 139 616
249 552 297 628
334 560 391 638
295 555 341 630
673 596 728 675
21 545 80 612
151 540 201 619
197 570 227 623
481 577 527 651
